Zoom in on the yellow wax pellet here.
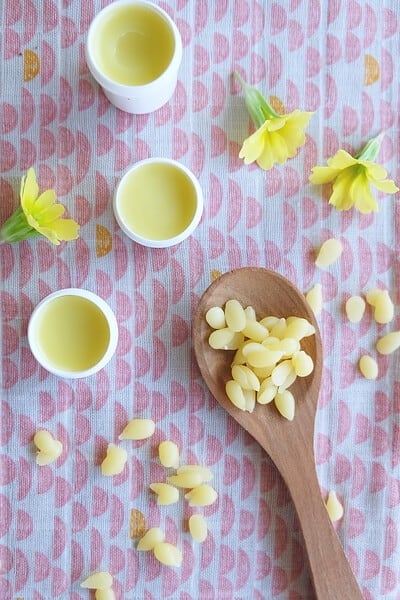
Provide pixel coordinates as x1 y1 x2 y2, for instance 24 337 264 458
95 589 116 600
208 328 244 350
176 464 213 482
153 542 182 567
271 360 294 387
257 378 277 405
101 444 127 476
184 484 218 507
373 290 394 324
205 306 226 329
81 571 113 590
376 331 400 355
158 440 180 468
231 364 260 391
315 238 343 269
292 350 314 377
274 390 295 421
149 483 179 505
345 295 365 323
189 514 208 543
224 298 247 332
225 379 246 410
137 527 165 551
306 283 323 316
119 418 155 440
358 355 378 380
33 430 63 466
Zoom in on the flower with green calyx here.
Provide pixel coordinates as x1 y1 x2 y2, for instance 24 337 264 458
309 133 399 213
234 71 313 170
0 167 80 244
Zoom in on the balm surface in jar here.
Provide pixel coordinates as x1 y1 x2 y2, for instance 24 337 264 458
28 289 118 378
113 158 203 247
90 3 175 86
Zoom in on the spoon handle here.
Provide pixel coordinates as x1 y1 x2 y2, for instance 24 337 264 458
278 454 363 599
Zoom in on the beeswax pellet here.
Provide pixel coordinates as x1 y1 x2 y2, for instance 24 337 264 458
306 283 323 316
119 418 155 440
292 351 314 377
325 490 344 522
231 364 260 391
257 378 277 405
373 290 394 324
81 571 113 590
153 542 182 567
345 295 365 323
101 444 127 476
271 360 293 387
177 464 213 482
158 440 179 468
208 328 243 350
376 331 400 355
149 483 179 505
137 527 165 551
225 379 246 410
224 298 247 332
33 430 63 466
205 306 226 329
366 288 381 306
184 484 218 507
359 355 378 380
167 471 205 489
95 589 116 600
315 238 343 269
189 514 208 543
274 390 295 421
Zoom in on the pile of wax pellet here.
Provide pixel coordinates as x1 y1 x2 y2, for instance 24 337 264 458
206 299 316 421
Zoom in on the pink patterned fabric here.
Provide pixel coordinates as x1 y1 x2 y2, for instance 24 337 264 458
1 1 400 598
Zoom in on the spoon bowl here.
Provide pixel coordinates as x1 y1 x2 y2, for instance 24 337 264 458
193 267 363 600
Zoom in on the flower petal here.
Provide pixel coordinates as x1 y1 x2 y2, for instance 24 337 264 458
326 149 357 170
20 167 39 214
36 203 65 224
239 122 268 164
32 189 57 214
369 177 399 194
50 218 80 241
328 170 358 211
309 166 341 185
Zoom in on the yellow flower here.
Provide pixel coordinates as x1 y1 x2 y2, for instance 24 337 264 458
309 136 398 213
0 167 80 244
234 72 313 171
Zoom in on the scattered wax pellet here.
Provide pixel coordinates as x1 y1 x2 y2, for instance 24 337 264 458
129 509 146 539
81 571 113 590
358 355 378 380
224 298 247 332
137 527 165 551
33 430 63 466
306 283 323 316
189 514 208 543
315 238 343 269
292 351 314 377
325 490 344 522
366 288 382 306
95 589 116 600
149 483 179 505
153 542 182 567
119 418 155 440
158 440 180 468
184 484 218 507
345 295 365 323
205 306 225 329
376 331 400 355
101 444 128 476
274 390 295 421
373 290 394 324
167 471 204 489
177 464 213 482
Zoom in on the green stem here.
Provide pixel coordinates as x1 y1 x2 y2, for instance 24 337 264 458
355 132 384 161
233 71 279 128
0 206 40 243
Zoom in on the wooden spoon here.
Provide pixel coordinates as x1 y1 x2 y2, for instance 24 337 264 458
193 267 363 600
